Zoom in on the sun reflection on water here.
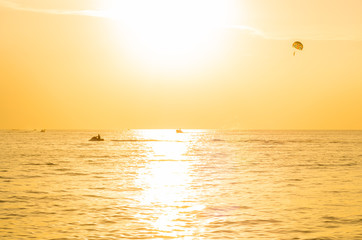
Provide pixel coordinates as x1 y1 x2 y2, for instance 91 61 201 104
133 129 205 238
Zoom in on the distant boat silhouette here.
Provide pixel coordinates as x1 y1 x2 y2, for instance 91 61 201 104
40 129 46 132
89 134 104 141
176 129 183 133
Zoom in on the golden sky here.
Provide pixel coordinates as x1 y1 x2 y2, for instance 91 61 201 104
1 0 362 129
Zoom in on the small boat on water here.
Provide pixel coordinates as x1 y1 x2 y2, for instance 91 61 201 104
40 129 46 132
89 134 104 141
176 129 183 133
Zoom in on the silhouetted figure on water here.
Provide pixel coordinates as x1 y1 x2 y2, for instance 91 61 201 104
89 134 104 141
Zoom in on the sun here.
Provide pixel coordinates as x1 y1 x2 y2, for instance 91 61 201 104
104 0 234 73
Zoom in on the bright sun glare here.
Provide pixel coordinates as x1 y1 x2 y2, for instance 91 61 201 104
105 0 232 72
132 129 205 237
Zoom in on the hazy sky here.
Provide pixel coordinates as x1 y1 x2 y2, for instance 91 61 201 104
1 0 362 129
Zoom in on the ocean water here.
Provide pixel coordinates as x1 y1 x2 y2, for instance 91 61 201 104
1 129 361 240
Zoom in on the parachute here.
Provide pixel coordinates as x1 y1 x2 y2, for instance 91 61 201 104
292 41 303 56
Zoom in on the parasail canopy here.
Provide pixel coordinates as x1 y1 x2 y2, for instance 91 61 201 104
292 41 303 51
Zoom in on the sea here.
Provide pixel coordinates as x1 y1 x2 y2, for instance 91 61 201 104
1 129 361 240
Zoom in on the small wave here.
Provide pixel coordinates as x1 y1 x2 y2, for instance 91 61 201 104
39 196 70 201
25 190 48 194
100 219 117 224
62 208 78 212
64 172 88 176
92 175 108 179
31 210 55 215
350 218 362 224
23 162 57 166
281 162 358 168
85 228 97 232
79 223 97 227
17 175 42 179
89 187 107 190
208 218 281 227
20 153 42 157
238 139 323 145
303 238 334 240
211 139 224 142
8 195 28 201
211 229 237 234
111 187 142 193
290 229 317 234
209 205 250 211
78 154 112 158
82 194 115 200
0 176 14 179
287 139 316 143
239 139 286 145
4 213 27 218
55 168 71 172
288 178 303 181
322 215 362 225
316 162 358 167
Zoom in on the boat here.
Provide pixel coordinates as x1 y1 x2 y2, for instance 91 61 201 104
176 129 183 133
40 129 46 132
89 134 104 141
